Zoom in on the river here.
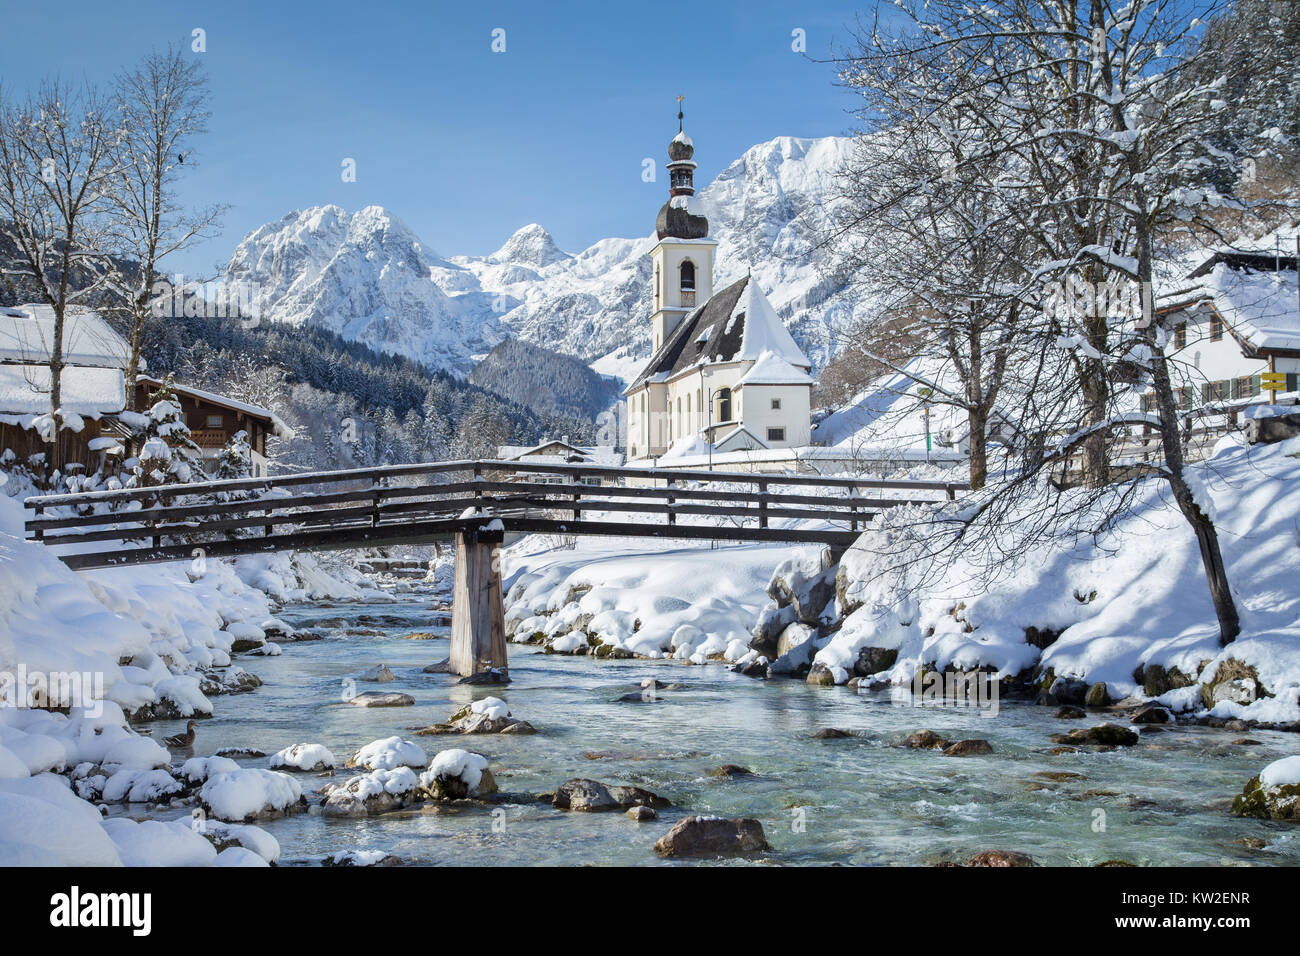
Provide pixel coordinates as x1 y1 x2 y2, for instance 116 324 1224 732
135 586 1299 866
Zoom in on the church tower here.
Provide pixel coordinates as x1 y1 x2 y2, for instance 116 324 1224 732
649 99 716 352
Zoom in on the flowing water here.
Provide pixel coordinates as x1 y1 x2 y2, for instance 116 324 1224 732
139 588 1299 866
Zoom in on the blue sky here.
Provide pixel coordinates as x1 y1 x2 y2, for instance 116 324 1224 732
2 0 869 277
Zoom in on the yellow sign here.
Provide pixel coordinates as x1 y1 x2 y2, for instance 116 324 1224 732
1261 372 1287 389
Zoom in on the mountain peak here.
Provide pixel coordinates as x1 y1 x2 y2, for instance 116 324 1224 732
489 223 571 268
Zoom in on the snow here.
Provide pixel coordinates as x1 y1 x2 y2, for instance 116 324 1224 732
813 439 1300 722
470 696 509 721
1202 262 1300 351
349 736 426 771
269 742 336 771
0 364 126 417
199 768 303 822
735 349 814 387
0 304 131 368
733 278 812 368
503 539 821 660
1259 756 1300 789
101 818 217 867
422 749 490 793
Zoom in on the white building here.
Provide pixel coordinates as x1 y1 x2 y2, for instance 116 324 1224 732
1155 224 1300 416
624 113 813 463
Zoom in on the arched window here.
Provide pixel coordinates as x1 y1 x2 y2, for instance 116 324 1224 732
679 260 696 307
716 387 732 423
697 388 702 427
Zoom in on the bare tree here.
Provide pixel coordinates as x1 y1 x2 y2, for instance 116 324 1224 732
827 0 1259 644
110 45 225 404
0 78 123 467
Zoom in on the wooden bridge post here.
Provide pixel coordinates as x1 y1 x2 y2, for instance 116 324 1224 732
448 527 508 680
757 479 768 529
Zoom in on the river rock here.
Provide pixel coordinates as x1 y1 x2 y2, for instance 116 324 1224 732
321 767 422 817
1231 756 1300 822
458 668 511 686
322 850 402 867
733 658 770 679
708 764 753 778
1055 705 1086 719
551 778 670 812
1048 677 1088 706
419 749 497 800
627 805 658 822
422 697 536 735
806 663 838 686
653 816 770 858
269 743 336 773
749 603 796 658
968 849 1035 867
199 768 306 823
1085 682 1111 708
348 691 415 707
423 658 451 673
1130 702 1171 724
1052 724 1139 747
358 664 396 683
899 729 950 750
943 739 993 756
854 646 898 677
813 728 852 739
347 736 426 771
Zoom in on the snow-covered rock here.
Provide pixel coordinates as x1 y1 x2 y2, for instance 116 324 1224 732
269 742 336 773
347 736 426 771
321 767 421 817
199 768 305 822
419 749 496 800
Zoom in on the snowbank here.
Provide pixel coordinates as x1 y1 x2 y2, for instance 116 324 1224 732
814 438 1300 723
502 540 821 662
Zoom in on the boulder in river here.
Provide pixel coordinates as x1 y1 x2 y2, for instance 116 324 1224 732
199 768 306 823
348 691 415 707
653 816 770 858
347 736 426 771
968 849 1035 867
707 764 753 778
420 749 497 800
749 603 796 659
1085 682 1111 708
419 697 536 735
943 739 993 756
1231 756 1300 822
626 805 658 822
269 743 336 773
1055 705 1086 719
813 728 852 739
321 767 422 817
551 778 670 812
358 664 396 683
898 729 950 750
1129 702 1171 725
1051 724 1139 747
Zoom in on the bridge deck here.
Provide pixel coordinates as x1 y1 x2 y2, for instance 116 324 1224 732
24 459 965 570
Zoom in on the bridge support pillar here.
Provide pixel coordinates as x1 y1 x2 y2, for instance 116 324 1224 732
449 528 509 680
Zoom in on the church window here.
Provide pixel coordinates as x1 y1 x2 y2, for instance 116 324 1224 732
767 427 785 442
770 398 781 410
679 260 696 307
716 387 732 423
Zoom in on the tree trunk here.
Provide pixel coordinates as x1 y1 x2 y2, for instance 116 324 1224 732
967 405 988 490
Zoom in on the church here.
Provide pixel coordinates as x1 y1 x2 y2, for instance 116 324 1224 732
625 112 813 463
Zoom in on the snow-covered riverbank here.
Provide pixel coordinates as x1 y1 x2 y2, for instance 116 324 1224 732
499 437 1300 729
0 484 392 865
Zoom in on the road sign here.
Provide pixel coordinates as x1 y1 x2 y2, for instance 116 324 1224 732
1261 372 1287 390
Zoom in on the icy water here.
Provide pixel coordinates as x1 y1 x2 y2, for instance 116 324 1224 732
144 589 1299 866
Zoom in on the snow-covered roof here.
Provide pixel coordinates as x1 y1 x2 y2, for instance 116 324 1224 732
735 349 814 387
0 304 132 369
1161 264 1300 354
0 363 125 418
499 441 623 466
627 276 810 392
137 375 295 439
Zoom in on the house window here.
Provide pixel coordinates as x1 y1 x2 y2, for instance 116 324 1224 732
1209 313 1224 341
1140 393 1155 414
206 414 223 428
767 427 785 442
1202 380 1230 403
770 397 781 410
1173 324 1186 349
715 387 732 423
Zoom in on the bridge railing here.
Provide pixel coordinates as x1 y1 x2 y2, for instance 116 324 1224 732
23 459 968 568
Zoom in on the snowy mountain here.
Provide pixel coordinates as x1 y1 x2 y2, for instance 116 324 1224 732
224 206 506 375
223 135 862 381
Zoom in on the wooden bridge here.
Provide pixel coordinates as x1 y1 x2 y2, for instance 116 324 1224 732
24 459 964 682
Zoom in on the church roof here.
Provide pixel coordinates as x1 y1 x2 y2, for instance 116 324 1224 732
736 349 814 387
626 276 810 392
